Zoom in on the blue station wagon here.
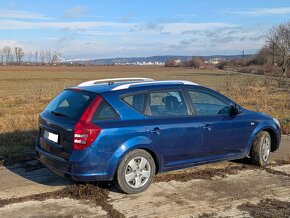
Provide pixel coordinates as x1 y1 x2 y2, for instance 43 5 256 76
35 78 281 193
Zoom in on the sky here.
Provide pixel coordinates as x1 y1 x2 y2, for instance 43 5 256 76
0 0 289 59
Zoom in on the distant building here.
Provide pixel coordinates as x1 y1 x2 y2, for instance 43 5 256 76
115 61 165 66
208 58 224 65
173 59 181 64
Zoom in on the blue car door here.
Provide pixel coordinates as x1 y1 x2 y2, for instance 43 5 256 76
187 89 254 159
143 89 202 169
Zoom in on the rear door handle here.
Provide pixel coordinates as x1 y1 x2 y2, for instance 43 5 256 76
149 127 161 135
202 124 211 131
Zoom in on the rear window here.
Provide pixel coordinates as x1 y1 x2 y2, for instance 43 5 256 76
44 90 94 119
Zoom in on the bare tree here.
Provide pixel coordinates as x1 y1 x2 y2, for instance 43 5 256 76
266 22 290 76
0 48 4 64
11 53 14 63
3 46 12 64
28 51 33 64
45 50 52 64
39 50 45 65
256 46 270 65
14 47 24 65
52 51 61 65
35 50 38 64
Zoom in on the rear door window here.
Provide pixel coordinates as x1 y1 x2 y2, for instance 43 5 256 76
147 90 189 116
44 90 94 120
122 92 146 113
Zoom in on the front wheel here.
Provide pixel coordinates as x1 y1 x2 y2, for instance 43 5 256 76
114 149 155 194
250 131 271 166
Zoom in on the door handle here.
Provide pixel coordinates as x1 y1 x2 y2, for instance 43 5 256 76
149 127 160 135
202 124 211 131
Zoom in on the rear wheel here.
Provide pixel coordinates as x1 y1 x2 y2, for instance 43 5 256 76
250 131 271 166
114 149 155 194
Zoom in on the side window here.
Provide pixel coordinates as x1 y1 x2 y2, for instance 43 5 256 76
188 90 231 116
122 92 146 113
147 90 189 116
92 100 119 121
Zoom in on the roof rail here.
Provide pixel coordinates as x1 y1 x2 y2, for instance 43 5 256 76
78 77 154 87
112 80 198 91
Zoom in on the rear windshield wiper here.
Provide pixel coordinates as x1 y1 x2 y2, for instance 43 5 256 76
51 110 69 117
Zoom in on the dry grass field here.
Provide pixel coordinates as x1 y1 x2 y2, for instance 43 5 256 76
0 65 289 161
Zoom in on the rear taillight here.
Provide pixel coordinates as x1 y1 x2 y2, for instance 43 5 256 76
74 96 102 150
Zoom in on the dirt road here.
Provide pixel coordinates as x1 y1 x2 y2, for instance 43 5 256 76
0 136 289 217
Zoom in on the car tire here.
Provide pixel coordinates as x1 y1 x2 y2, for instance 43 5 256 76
114 149 155 194
250 131 271 166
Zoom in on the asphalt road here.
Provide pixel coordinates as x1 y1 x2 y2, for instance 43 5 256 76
0 135 289 217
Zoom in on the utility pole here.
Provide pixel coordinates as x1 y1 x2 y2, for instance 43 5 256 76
242 50 245 66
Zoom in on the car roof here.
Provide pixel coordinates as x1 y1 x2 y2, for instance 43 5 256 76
70 77 200 94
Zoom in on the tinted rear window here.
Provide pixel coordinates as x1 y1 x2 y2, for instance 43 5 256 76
44 90 94 119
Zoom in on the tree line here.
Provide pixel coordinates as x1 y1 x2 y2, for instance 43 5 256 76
217 22 289 77
258 22 290 77
0 46 61 65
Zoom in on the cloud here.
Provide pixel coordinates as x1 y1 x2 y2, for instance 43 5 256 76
0 39 19 47
0 19 235 37
0 19 135 30
0 17 268 58
119 14 135 23
232 7 290 16
133 22 236 34
144 23 164 31
160 22 236 34
169 25 267 55
0 9 51 20
175 13 196 18
63 6 87 19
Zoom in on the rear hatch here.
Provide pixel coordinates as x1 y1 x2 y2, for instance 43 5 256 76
37 89 96 160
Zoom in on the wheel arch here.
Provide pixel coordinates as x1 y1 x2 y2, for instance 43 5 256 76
246 123 281 156
107 136 161 180
140 147 160 174
261 128 279 152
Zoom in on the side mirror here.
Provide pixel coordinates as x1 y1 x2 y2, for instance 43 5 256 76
230 104 241 116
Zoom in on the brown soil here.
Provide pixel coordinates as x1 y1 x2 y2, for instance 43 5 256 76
198 212 218 218
271 158 290 166
0 184 124 218
0 156 3 166
155 163 257 182
263 167 290 177
1 153 36 166
154 158 290 183
238 198 290 218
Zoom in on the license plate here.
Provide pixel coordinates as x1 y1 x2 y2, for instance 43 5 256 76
44 130 58 143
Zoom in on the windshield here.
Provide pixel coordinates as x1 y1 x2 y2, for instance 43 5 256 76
44 90 95 120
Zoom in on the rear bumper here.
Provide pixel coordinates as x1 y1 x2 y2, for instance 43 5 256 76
35 145 113 181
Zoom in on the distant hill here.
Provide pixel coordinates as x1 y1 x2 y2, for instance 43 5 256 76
64 54 254 65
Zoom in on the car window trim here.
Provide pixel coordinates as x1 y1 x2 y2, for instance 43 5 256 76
182 88 197 115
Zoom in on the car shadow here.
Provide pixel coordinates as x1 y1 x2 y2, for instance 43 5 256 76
0 130 121 192
0 130 71 187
